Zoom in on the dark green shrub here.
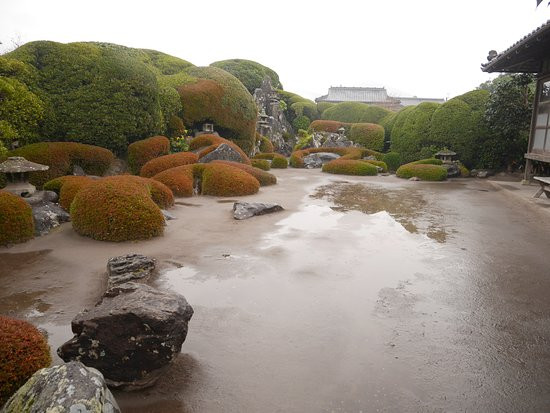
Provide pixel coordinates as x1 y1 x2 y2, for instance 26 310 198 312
349 123 385 151
178 67 257 154
383 152 401 172
0 316 51 405
292 115 311 131
258 134 274 153
360 105 393 124
321 102 378 124
290 101 319 120
390 102 440 164
322 159 378 176
210 59 282 94
0 191 34 245
396 163 447 181
276 90 317 123
316 102 335 116
250 159 271 171
140 151 198 177
71 176 165 241
127 136 170 175
411 158 443 165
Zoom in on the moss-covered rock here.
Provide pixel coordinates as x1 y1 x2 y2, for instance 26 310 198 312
70 176 165 241
127 135 170 175
178 67 257 154
322 159 378 176
139 151 198 178
0 191 34 246
210 59 282 94
0 315 51 405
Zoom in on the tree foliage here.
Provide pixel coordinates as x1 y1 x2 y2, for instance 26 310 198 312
210 59 282 94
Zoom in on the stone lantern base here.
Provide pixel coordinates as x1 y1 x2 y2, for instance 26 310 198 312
3 181 37 197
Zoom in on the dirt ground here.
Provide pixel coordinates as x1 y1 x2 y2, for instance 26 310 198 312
2 169 550 412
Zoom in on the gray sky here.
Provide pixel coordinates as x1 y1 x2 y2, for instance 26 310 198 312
1 0 548 101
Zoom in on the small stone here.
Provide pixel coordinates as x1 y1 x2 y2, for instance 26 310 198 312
2 361 120 413
73 165 86 176
409 176 421 181
233 202 284 220
161 210 177 221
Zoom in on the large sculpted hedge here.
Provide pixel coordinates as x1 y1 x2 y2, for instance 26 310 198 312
0 191 34 246
321 102 390 124
210 59 282 94
178 67 257 154
10 142 114 188
349 123 385 151
0 316 51 405
396 163 447 181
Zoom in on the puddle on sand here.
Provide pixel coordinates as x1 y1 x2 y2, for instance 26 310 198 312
312 182 454 243
0 249 52 272
216 199 238 204
0 290 51 317
175 202 202 207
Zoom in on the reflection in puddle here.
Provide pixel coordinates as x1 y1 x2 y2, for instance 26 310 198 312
0 290 52 317
175 202 202 207
312 183 454 243
217 199 238 204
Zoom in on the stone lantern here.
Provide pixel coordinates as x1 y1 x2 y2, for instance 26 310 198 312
202 123 214 133
0 156 49 196
338 127 346 137
435 149 457 164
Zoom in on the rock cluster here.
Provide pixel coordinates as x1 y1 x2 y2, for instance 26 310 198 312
303 152 341 169
21 190 71 236
233 202 284 220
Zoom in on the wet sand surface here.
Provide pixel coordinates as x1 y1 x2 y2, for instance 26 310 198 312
2 169 550 412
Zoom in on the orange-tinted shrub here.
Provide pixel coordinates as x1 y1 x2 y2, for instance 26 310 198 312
253 152 289 168
9 142 114 188
189 134 251 164
211 160 276 186
0 191 34 246
257 133 274 153
309 120 350 133
152 165 195 197
250 159 271 171
140 152 198 177
127 136 170 175
0 316 51 405
70 177 165 241
58 176 94 210
322 159 378 176
105 175 175 209
200 163 259 197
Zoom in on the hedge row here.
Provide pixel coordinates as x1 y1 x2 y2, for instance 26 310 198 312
0 315 51 405
349 123 385 151
9 142 114 188
396 163 447 181
127 135 170 175
321 102 391 124
0 191 34 246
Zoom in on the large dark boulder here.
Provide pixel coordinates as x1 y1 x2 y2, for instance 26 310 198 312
57 282 194 390
32 202 70 236
2 361 120 413
199 143 244 164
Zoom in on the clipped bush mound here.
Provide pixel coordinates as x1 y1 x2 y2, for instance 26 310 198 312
349 123 385 151
290 147 373 168
321 102 389 124
362 159 388 172
70 177 165 242
189 134 251 164
106 175 175 209
140 151 198 177
257 133 274 153
383 152 401 172
58 176 94 210
254 153 289 168
0 315 51 405
211 160 276 186
10 142 114 188
0 191 34 246
396 163 447 181
178 66 257 154
410 158 443 166
210 59 282 94
309 120 349 133
152 165 194 197
250 159 271 171
128 135 170 175
322 160 378 176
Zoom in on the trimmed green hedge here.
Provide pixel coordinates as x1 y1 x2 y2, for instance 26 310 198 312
396 163 447 181
211 160 276 186
362 159 388 172
349 123 385 151
382 152 401 172
250 158 271 171
322 159 378 176
210 59 282 94
321 102 390 124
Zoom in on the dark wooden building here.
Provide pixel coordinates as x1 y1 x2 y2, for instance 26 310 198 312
482 20 550 180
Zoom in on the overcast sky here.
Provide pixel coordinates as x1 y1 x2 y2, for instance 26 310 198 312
1 1 548 101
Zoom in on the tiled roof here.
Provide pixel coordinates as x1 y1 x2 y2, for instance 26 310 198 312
482 20 550 73
323 87 391 103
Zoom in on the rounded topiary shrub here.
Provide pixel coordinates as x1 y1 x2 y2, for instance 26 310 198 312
250 159 271 171
411 158 443 166
10 142 114 188
0 191 34 246
349 123 385 151
211 160 276 186
309 120 349 133
396 163 448 181
0 316 51 405
253 153 288 168
70 177 165 241
190 134 251 164
362 159 388 172
58 176 94 210
322 160 378 176
210 59 282 94
140 151 198 177
152 165 195 197
198 163 260 197
383 152 401 172
128 135 170 175
108 175 175 209
258 134 274 153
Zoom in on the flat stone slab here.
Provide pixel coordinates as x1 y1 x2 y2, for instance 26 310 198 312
106 253 155 288
233 202 284 220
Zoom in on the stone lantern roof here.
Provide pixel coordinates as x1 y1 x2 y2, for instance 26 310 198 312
0 156 49 173
434 149 456 157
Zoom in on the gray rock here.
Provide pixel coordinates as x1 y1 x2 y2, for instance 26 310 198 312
162 210 177 221
199 143 243 164
73 164 86 176
303 152 341 169
409 176 421 181
233 202 284 220
107 253 155 288
22 190 59 206
57 282 194 390
320 132 356 148
32 202 71 236
442 162 460 178
362 155 377 161
2 361 120 413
